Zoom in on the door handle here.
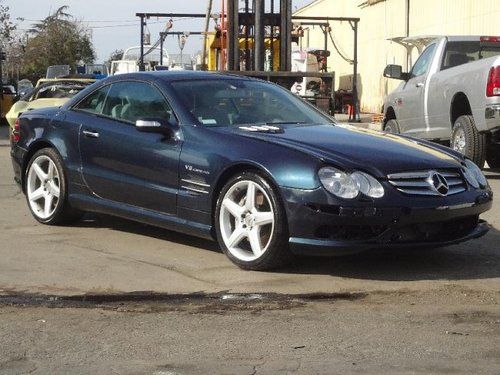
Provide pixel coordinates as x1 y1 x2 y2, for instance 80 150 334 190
82 130 100 138
416 83 424 88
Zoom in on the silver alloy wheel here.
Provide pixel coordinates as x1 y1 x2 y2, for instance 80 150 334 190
219 180 275 262
27 155 61 220
452 127 467 154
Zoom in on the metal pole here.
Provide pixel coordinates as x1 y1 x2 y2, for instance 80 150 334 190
227 0 236 70
405 0 410 71
221 0 225 70
323 25 328 55
244 0 250 70
139 15 145 71
201 0 213 70
254 0 265 71
179 35 184 65
352 20 359 122
279 0 292 71
160 33 164 65
270 0 274 71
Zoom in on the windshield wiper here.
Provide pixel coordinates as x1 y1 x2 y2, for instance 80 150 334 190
264 121 309 125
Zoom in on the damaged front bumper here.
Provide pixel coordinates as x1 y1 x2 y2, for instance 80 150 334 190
281 185 493 256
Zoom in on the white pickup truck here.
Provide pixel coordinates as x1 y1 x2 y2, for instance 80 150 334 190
383 36 500 168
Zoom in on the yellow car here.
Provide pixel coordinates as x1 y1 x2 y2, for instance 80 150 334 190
6 78 96 129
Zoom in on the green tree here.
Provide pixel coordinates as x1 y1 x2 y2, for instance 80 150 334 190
21 6 95 81
106 49 123 66
0 0 16 43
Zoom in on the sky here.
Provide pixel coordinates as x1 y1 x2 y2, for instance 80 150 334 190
6 0 314 63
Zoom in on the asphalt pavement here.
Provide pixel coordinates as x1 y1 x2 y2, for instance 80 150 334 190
0 124 499 374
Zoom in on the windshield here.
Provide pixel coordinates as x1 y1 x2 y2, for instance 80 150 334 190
170 79 332 126
35 82 91 100
46 65 70 79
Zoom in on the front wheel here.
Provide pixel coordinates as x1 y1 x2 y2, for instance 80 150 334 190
215 172 290 270
451 115 486 168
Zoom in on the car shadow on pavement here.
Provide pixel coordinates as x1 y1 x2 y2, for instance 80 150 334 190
280 225 500 281
76 213 500 282
75 213 221 253
484 167 500 179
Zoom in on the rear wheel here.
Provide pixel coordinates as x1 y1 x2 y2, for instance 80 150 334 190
384 119 400 134
451 115 486 168
25 148 82 225
215 172 290 270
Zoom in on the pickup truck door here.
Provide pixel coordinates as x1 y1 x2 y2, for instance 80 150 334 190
397 43 437 136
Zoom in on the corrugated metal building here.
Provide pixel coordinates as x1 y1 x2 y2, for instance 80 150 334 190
294 0 500 113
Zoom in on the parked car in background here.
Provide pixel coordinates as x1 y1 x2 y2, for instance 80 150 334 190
1 85 17 121
110 46 169 75
17 79 34 98
383 36 500 168
10 72 492 270
6 78 96 129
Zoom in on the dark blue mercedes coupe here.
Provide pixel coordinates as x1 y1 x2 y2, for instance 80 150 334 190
10 72 493 270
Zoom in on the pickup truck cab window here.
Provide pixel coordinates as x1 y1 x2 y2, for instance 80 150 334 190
410 43 436 77
441 41 500 70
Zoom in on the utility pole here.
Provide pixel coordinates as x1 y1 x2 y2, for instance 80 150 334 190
201 0 213 70
139 15 146 71
0 44 3 118
405 0 410 71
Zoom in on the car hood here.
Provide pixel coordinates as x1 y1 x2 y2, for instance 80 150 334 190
222 123 464 176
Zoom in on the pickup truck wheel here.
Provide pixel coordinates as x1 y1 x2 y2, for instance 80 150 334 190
451 115 486 168
384 119 400 134
487 145 500 169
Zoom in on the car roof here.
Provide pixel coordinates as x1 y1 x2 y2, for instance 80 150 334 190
111 70 255 83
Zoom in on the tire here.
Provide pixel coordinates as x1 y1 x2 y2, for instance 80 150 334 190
25 148 83 225
486 145 500 169
451 115 486 168
215 171 291 270
384 119 400 134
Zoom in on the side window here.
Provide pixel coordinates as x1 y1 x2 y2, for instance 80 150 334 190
102 81 174 124
410 44 436 77
74 85 110 114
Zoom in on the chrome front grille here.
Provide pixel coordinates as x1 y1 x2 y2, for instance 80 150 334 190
387 170 467 196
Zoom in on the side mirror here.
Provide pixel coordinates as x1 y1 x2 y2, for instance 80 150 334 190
135 118 175 136
383 64 408 80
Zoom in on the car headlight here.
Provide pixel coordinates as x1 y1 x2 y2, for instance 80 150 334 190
463 159 488 188
318 167 384 199
351 171 385 198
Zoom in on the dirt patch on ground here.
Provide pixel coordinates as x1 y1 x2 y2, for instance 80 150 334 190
0 290 367 314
